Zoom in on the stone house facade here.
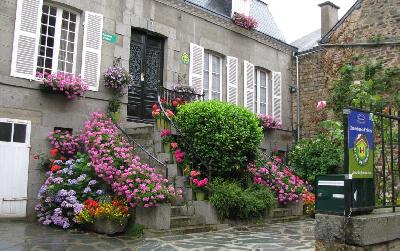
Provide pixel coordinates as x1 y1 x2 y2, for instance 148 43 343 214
0 0 296 218
291 0 400 138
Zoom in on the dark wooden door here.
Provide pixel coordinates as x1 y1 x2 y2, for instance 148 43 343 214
128 30 164 123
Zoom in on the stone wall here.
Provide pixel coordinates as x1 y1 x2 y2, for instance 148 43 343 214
292 0 400 138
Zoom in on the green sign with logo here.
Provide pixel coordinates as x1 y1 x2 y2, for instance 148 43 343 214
102 32 118 44
347 110 374 178
181 52 190 64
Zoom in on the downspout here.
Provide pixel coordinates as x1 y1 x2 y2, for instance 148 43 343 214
295 53 300 142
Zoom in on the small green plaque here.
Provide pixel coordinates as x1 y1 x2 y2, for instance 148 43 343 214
181 52 190 64
102 32 118 44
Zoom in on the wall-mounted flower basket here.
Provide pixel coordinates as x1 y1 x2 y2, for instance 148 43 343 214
37 72 89 99
232 12 258 30
257 114 282 130
103 58 133 92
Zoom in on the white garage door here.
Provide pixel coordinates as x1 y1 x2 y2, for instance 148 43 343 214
0 118 31 217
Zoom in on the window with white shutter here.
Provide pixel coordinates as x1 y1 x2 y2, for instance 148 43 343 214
81 11 103 91
226 56 238 104
255 69 268 115
243 60 255 112
272 71 282 123
203 52 222 100
11 0 43 79
189 43 204 95
36 4 80 75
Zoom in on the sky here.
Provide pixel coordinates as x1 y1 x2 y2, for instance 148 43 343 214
266 0 358 43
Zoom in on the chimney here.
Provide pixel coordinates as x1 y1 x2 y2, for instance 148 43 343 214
318 1 340 37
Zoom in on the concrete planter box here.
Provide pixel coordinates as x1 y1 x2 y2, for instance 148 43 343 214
135 203 171 230
193 201 220 225
286 200 304 216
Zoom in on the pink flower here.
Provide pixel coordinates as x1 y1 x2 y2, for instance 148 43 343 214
170 142 178 149
160 129 171 138
317 100 327 111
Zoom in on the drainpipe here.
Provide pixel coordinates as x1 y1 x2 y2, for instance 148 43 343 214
295 54 300 142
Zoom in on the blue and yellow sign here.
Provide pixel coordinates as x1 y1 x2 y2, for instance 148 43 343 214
348 110 374 178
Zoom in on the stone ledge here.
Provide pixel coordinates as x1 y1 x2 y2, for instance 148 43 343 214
315 209 400 247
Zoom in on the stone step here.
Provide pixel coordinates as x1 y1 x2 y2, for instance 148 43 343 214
171 205 195 217
272 208 292 218
170 215 202 228
143 224 230 238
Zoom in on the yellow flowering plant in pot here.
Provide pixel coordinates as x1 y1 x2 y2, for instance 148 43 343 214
76 198 130 235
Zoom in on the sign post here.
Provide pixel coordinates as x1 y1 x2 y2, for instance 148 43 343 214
343 108 375 215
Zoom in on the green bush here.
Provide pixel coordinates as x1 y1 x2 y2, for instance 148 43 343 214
174 100 263 177
288 136 343 185
209 178 274 220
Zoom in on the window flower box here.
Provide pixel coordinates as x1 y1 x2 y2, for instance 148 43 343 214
37 72 89 99
232 12 258 30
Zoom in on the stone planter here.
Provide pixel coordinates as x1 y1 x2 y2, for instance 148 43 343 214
90 217 128 235
193 201 220 225
135 203 171 230
286 200 304 216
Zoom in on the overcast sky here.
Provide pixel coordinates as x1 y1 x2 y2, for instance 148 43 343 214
266 0 358 43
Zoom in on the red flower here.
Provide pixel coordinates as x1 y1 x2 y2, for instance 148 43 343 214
166 109 174 118
161 98 167 104
172 100 179 107
60 156 66 161
50 148 58 157
50 165 61 172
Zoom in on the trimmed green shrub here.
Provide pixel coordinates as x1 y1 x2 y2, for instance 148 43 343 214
174 100 263 177
288 136 343 185
209 178 274 220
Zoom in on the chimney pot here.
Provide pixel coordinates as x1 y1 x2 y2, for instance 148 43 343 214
319 1 340 38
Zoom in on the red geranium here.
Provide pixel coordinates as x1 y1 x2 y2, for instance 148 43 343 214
50 165 61 172
49 148 58 157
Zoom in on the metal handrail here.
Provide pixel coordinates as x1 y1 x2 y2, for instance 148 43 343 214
108 112 168 176
156 87 212 176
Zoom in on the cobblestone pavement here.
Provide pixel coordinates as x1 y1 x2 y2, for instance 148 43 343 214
0 219 314 251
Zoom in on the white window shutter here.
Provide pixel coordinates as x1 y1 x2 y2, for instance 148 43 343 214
272 71 282 122
243 60 255 112
81 11 103 91
232 0 250 16
189 43 204 96
226 56 238 104
10 0 43 79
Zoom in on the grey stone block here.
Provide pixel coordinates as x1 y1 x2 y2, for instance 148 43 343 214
193 201 220 225
135 203 171 230
167 164 178 177
287 200 304 216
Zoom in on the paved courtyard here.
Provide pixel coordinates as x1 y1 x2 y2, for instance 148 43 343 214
0 219 314 251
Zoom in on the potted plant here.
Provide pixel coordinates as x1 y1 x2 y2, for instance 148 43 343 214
232 12 258 30
76 199 130 235
36 72 89 99
190 170 208 201
257 114 282 130
160 129 173 153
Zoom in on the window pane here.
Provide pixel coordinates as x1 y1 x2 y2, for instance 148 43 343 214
13 124 27 143
66 63 73 73
47 37 54 47
211 92 219 100
212 55 220 74
212 73 220 92
204 53 209 70
41 14 48 25
69 22 76 32
70 13 76 23
48 26 55 37
42 5 49 13
260 86 266 101
62 20 68 30
203 71 209 90
49 16 56 26
260 104 267 115
68 32 75 42
260 72 267 87
62 11 69 19
49 6 57 16
0 122 12 142
204 89 209 100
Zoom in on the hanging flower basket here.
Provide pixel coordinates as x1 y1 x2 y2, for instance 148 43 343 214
37 72 89 99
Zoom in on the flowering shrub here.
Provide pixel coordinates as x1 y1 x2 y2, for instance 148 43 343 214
303 192 316 215
103 66 132 91
35 153 106 229
232 12 258 30
248 160 307 205
37 72 89 99
48 130 80 156
257 114 282 129
76 199 130 224
113 163 182 207
79 112 181 207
